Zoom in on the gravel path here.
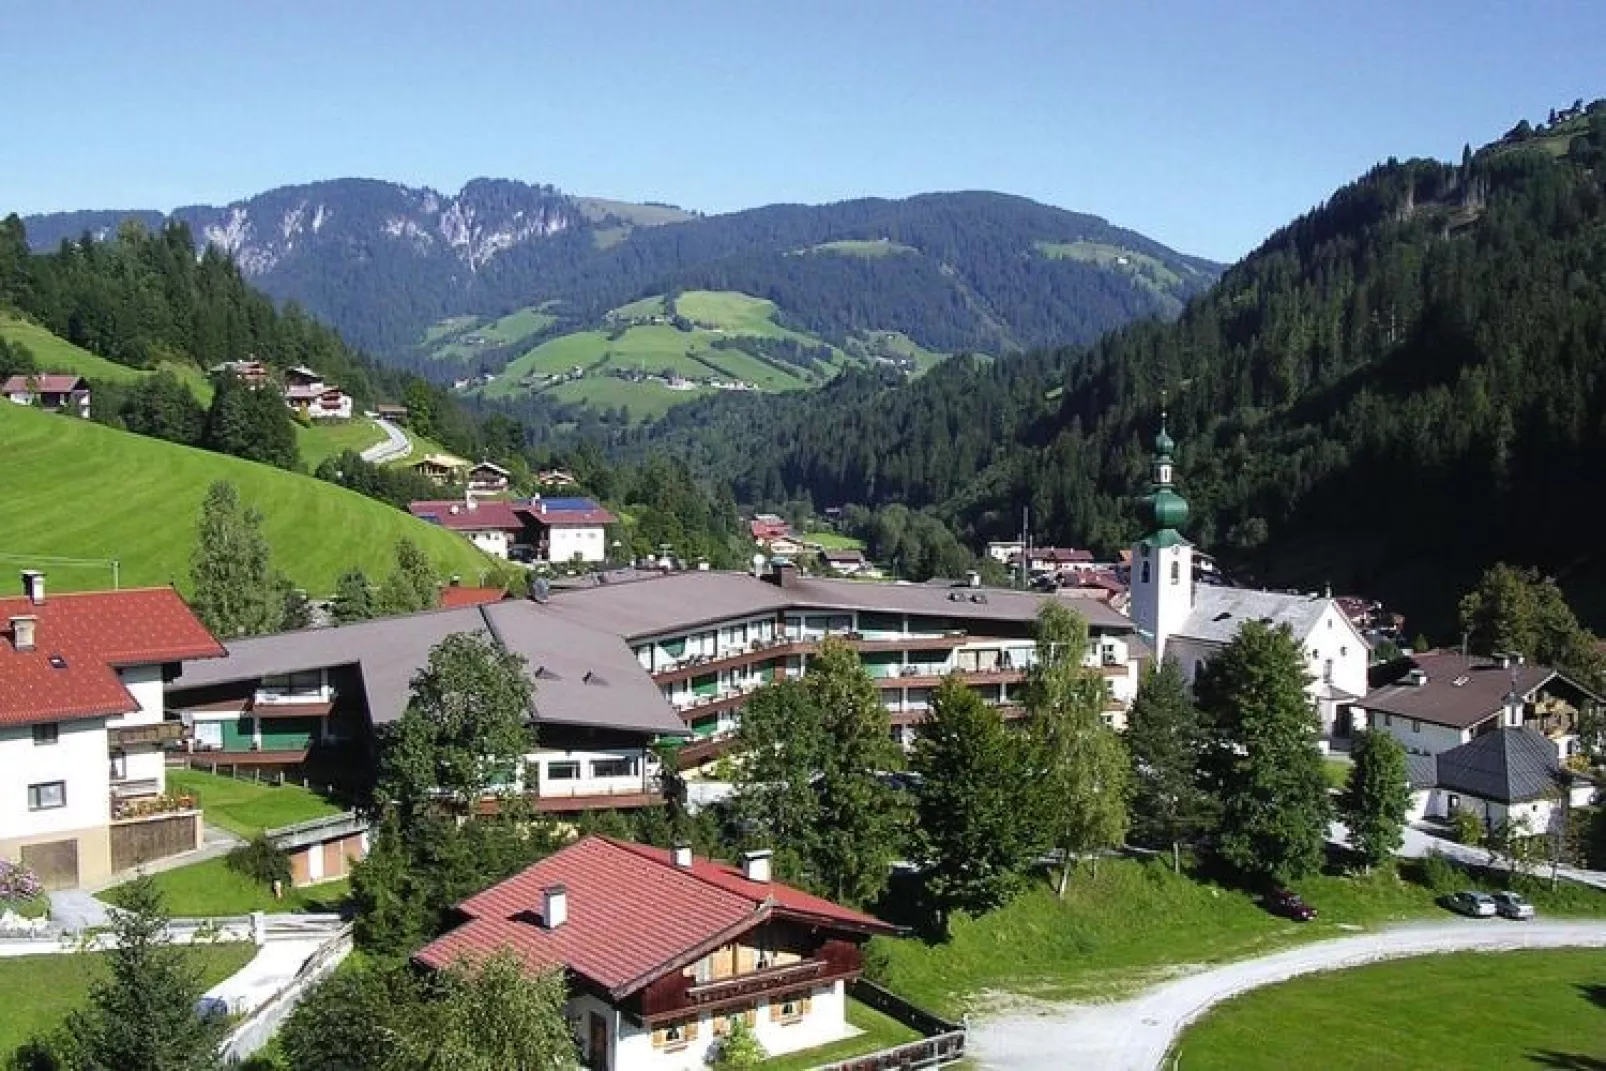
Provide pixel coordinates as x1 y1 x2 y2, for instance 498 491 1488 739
967 919 1606 1070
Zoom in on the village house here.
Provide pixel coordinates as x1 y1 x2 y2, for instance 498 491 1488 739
537 469 579 489
1405 727 1595 835
282 365 354 421
210 359 269 386
820 548 868 576
2 374 91 418
1128 419 1370 747
408 498 527 559
0 573 224 888
984 540 1024 565
374 403 409 424
410 452 471 486
408 496 617 563
466 460 512 494
748 514 792 545
1026 547 1095 574
1356 651 1599 758
413 836 902 1071
166 601 689 814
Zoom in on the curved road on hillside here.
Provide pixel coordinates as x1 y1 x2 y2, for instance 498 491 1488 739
360 418 410 464
967 919 1606 1070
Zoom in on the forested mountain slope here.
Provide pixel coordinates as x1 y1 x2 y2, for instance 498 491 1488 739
635 103 1606 635
23 183 1217 364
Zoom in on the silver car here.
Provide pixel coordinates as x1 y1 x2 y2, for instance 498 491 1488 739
1492 891 1536 920
1444 890 1498 918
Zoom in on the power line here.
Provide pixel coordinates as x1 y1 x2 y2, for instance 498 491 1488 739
0 553 120 589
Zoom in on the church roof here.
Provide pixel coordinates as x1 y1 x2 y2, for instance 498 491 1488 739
1176 586 1334 646
1426 727 1566 804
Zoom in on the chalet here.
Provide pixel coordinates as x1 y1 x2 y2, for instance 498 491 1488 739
282 366 353 420
413 837 902 1070
749 514 792 545
538 469 579 488
210 359 269 386
1129 420 1370 746
1406 727 1595 834
374 403 409 424
467 461 512 494
984 540 1024 565
166 601 689 813
1027 547 1094 573
3 374 91 418
1356 651 1600 758
528 497 617 564
411 453 470 486
821 549 868 576
409 499 527 559
0 573 224 888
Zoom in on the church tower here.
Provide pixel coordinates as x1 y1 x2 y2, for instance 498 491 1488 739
1129 411 1193 658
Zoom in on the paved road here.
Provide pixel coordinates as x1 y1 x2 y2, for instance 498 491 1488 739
360 418 410 464
967 919 1606 1070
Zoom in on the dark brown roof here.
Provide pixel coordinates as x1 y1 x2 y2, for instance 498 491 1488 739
1359 652 1560 729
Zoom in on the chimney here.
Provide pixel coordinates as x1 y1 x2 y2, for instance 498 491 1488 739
966 570 981 588
10 615 38 652
20 571 44 605
671 844 693 868
741 849 773 884
542 884 568 929
766 561 797 589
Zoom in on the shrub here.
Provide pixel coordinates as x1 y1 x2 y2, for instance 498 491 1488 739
1416 849 1459 892
1450 810 1484 847
0 860 43 903
709 1018 767 1068
227 836 292 888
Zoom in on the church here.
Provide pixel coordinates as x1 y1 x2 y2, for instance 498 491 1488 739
1127 418 1371 749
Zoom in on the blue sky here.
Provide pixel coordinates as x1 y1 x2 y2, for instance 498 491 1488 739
4 0 1601 261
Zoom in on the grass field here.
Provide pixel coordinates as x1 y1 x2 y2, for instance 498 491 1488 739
608 295 667 320
421 315 480 344
848 330 949 374
0 316 213 403
108 858 350 916
295 418 388 469
802 531 866 550
1172 949 1606 1070
1323 757 1352 790
0 944 252 1056
805 239 918 258
867 857 1606 1017
0 402 495 595
168 769 343 840
546 376 715 420
761 999 921 1069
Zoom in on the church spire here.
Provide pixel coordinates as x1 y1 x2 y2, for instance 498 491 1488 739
1145 404 1188 534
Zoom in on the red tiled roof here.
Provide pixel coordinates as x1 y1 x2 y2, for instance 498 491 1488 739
408 500 526 532
413 836 897 996
439 586 507 609
3 374 88 394
520 505 618 527
0 587 225 727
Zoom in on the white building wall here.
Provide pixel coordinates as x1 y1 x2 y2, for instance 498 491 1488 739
1128 539 1193 659
526 747 655 803
107 664 169 793
0 718 110 841
465 528 511 559
1365 710 1468 755
548 525 608 563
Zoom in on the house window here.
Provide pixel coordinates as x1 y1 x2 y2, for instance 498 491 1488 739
1411 720 1421 734
109 749 127 781
1323 659 1333 683
32 723 58 746
545 761 580 781
653 1019 699 1050
714 1010 758 1036
1340 646 1348 657
772 994 811 1024
1169 559 1180 585
1385 714 1393 727
1141 561 1151 584
590 756 640 779
1447 794 1461 813
28 781 66 811
260 670 323 699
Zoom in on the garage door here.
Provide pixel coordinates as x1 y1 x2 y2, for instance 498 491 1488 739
20 839 79 890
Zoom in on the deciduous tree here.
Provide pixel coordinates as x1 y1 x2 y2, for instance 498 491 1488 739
1196 620 1331 885
911 677 1040 930
189 480 294 639
1025 603 1131 894
332 568 376 624
1339 730 1411 873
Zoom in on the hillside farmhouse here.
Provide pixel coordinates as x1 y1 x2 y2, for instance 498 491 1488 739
3 374 91 418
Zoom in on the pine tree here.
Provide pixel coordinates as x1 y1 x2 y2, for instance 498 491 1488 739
375 538 440 616
1196 621 1331 885
61 875 224 1070
201 373 298 470
911 677 1040 931
333 568 376 624
1125 657 1215 870
1339 730 1411 873
1025 603 1131 894
189 481 289 639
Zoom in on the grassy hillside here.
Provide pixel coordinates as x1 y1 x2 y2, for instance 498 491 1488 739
0 316 213 402
0 404 495 595
295 418 389 469
422 304 560 364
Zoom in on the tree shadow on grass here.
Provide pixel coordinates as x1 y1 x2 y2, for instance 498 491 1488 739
1525 1053 1606 1069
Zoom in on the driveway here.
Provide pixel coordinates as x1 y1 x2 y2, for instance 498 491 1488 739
967 919 1606 1070
360 418 410 463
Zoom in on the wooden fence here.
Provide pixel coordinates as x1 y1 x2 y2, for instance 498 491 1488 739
812 979 966 1070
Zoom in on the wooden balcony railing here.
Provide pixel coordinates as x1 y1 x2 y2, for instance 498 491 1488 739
685 959 826 1005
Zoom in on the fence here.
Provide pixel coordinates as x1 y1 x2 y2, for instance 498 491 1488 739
810 979 965 1071
171 757 341 799
220 922 353 1063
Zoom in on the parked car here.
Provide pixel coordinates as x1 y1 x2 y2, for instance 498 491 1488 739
1491 891 1536 920
1441 890 1498 918
1265 888 1317 922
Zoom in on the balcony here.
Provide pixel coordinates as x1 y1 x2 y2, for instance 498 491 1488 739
649 632 973 685
686 959 826 1006
110 722 185 748
110 790 198 823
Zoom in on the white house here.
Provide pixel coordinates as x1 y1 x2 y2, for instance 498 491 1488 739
1356 651 1600 758
1405 727 1596 834
0 573 223 888
527 497 617 564
282 366 354 420
414 837 905 1071
408 498 526 560
3 374 91 418
1128 418 1371 745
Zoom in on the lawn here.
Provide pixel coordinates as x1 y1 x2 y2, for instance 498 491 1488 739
805 239 918 258
1171 949 1606 1070
1323 757 1352 790
0 402 494 595
761 999 921 1069
295 418 388 469
486 330 612 394
167 769 343 840
867 856 1606 1017
546 376 715 421
107 856 350 917
0 316 213 403
0 944 252 1056
427 306 557 362
801 531 866 551
608 294 668 320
